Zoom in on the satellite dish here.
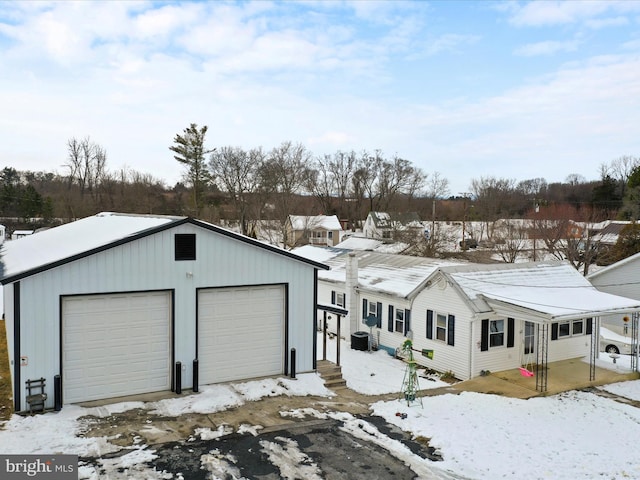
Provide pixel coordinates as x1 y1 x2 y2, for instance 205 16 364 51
364 315 378 328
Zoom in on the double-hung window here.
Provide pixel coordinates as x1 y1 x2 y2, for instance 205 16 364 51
436 313 447 341
490 319 505 347
368 301 378 318
395 309 405 333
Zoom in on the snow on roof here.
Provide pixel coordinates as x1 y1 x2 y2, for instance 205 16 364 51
0 212 181 280
291 245 345 264
318 250 463 298
334 237 383 250
288 215 342 231
443 262 640 320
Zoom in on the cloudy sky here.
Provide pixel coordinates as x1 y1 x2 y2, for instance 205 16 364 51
1 0 639 195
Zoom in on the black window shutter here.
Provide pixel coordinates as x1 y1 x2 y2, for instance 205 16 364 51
376 302 382 329
426 310 433 339
362 299 368 319
481 319 489 351
405 310 411 335
507 317 515 348
332 291 336 305
551 322 559 340
586 318 593 335
447 314 455 346
388 305 394 332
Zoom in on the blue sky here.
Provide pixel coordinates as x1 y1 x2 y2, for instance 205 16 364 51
1 0 639 195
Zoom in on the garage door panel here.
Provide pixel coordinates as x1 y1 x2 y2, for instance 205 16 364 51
63 292 171 404
199 285 285 385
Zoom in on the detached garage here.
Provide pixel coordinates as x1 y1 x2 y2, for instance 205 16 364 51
1 213 327 412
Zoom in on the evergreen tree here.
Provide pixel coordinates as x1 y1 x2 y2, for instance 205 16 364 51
169 123 214 216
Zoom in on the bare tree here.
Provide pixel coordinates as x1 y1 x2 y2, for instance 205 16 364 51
209 146 264 236
425 171 450 199
469 176 516 239
259 141 314 247
493 220 527 263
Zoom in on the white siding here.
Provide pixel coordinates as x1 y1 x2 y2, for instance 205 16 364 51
411 281 475 380
11 223 317 411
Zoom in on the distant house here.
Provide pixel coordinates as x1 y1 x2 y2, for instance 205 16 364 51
11 229 33 240
590 220 632 246
299 246 640 389
362 212 422 240
1 212 328 413
285 215 343 248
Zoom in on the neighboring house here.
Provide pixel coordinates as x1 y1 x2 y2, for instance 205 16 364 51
590 220 632 246
299 246 640 386
588 252 640 336
2 212 328 413
362 212 422 240
11 229 33 240
285 215 343 248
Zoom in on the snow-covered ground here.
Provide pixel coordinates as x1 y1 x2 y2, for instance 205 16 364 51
1 335 640 479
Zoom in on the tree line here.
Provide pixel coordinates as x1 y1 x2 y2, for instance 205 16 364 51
2 123 638 252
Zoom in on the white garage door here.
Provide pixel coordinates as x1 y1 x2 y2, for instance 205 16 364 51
198 285 284 384
63 291 172 404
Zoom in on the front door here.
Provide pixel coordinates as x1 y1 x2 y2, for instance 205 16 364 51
523 321 535 366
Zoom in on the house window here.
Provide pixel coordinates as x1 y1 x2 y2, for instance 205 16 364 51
335 292 345 308
382 230 392 239
175 234 196 260
572 320 584 335
558 322 571 337
490 320 504 347
368 302 378 318
436 313 447 342
395 309 405 333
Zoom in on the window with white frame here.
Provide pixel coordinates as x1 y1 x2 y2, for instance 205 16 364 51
368 301 378 318
490 319 505 347
572 319 584 335
335 292 345 308
557 319 585 338
436 313 447 341
395 309 405 333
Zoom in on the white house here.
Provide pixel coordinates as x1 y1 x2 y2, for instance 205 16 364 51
362 212 422 240
1 212 328 413
298 246 640 388
10 229 33 240
285 215 343 248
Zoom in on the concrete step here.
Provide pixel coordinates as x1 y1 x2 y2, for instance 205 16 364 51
316 360 347 390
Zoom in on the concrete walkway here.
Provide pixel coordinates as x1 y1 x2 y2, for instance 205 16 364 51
445 358 639 399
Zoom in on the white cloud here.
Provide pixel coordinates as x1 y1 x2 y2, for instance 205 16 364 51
507 1 640 27
515 39 580 56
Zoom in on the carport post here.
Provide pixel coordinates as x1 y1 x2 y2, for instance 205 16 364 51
175 361 182 395
336 314 341 366
193 359 199 393
322 311 327 361
290 348 296 379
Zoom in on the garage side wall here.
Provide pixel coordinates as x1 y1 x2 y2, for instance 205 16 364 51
12 223 318 410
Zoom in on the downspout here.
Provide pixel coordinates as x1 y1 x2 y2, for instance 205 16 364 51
469 317 475 380
345 253 359 335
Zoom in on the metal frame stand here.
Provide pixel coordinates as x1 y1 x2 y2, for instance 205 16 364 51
400 340 423 407
535 324 549 392
589 317 597 382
